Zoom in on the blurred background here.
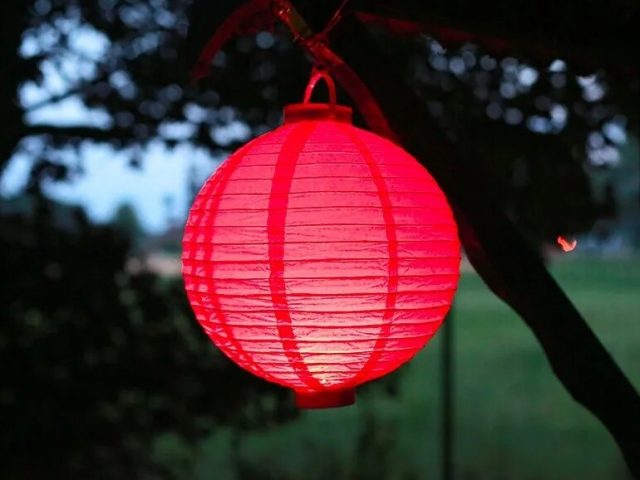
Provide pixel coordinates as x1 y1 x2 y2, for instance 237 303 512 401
0 0 638 478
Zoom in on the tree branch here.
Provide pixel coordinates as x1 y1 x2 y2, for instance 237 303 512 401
23 124 134 141
354 0 638 78
21 123 244 154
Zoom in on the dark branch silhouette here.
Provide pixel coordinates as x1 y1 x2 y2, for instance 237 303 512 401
286 1 640 474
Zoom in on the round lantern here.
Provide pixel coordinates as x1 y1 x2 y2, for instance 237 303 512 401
182 72 460 408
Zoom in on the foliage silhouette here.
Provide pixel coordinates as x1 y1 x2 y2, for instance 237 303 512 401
0 199 296 478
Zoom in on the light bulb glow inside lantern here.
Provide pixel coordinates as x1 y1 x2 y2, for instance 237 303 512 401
182 71 461 408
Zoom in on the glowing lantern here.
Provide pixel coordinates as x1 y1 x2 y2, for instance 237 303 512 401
182 72 460 408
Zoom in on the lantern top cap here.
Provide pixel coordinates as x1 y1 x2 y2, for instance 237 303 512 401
284 68 352 124
284 103 352 123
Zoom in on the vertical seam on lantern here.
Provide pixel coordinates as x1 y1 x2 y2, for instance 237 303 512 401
336 124 399 386
267 121 326 392
188 143 278 384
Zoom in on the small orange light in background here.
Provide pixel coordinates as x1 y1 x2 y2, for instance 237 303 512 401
557 236 577 252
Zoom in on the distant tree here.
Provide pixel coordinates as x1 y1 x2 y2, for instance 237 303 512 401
0 204 295 478
112 201 145 242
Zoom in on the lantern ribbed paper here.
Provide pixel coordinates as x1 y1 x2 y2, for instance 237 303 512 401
182 97 460 408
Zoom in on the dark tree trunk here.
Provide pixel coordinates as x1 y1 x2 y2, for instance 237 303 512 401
286 6 640 474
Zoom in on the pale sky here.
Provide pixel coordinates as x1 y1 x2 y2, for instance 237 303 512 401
1 134 219 233
1 22 226 234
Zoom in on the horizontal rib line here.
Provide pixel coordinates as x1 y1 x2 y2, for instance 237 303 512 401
185 223 456 228
181 239 457 246
201 320 441 328
225 366 402 373
193 190 441 196
208 335 432 343
241 145 404 151
183 244 458 251
222 175 437 181
216 359 409 366
188 206 452 213
240 149 410 155
213 362 407 370
188 304 449 314
185 283 456 297
227 370 390 376
233 162 419 167
214 345 421 355
182 256 460 264
181 273 458 281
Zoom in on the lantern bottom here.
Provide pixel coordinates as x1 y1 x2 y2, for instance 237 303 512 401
295 388 356 409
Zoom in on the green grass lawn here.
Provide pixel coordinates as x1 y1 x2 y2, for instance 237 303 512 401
187 257 639 480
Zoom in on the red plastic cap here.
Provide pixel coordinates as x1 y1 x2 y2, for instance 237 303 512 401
295 388 356 409
284 103 353 124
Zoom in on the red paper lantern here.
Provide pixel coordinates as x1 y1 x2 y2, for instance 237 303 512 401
182 72 460 408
